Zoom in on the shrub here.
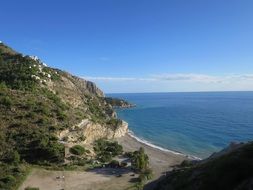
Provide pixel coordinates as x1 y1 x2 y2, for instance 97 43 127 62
0 96 12 108
97 152 113 163
57 110 67 121
35 104 50 116
62 136 69 142
108 160 120 168
1 175 16 185
131 147 149 172
25 187 40 190
70 145 85 156
94 139 123 163
141 168 153 180
6 150 20 164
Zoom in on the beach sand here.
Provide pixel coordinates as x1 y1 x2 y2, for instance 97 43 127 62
117 133 188 179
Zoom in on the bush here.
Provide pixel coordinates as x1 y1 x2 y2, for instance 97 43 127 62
56 109 67 121
131 147 149 172
1 175 16 185
94 139 123 163
97 152 113 163
70 145 85 156
0 96 12 108
5 150 20 164
25 187 40 190
108 160 120 168
106 118 122 128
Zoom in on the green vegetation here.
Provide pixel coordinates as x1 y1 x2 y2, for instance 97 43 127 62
94 139 123 162
131 147 149 172
106 118 122 130
0 164 30 190
131 147 153 188
0 54 37 90
0 42 128 189
0 96 13 109
25 187 40 190
104 97 134 108
70 145 86 156
155 142 253 190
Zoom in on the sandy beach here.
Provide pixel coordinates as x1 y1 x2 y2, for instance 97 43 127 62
117 133 188 179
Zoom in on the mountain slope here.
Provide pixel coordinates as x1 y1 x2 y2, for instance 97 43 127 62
154 141 253 190
0 42 129 189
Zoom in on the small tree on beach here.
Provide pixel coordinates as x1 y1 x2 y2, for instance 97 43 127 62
131 147 149 172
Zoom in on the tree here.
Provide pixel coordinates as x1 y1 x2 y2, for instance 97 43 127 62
132 147 149 172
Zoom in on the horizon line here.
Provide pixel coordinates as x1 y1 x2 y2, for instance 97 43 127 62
105 90 253 94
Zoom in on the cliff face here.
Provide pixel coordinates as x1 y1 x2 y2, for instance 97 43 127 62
48 71 127 143
46 71 104 108
58 119 128 144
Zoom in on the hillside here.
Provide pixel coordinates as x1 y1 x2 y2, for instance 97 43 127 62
0 42 130 189
153 141 253 190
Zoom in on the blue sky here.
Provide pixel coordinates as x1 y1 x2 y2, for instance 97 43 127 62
1 0 253 93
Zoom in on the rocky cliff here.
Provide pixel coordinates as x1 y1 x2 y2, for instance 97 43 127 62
58 119 128 144
0 42 128 164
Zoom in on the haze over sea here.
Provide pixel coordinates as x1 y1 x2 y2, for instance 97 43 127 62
109 91 253 159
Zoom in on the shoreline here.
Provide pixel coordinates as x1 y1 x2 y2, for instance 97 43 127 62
117 132 189 179
127 130 201 160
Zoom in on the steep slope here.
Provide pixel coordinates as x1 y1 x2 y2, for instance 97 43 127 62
154 141 253 190
0 42 128 166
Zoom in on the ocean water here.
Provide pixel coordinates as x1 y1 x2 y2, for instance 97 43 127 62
108 92 253 159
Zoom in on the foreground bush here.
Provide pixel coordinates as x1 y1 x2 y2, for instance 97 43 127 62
0 164 30 190
70 145 86 156
25 187 40 190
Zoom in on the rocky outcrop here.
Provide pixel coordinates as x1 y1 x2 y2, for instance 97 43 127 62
46 71 104 108
71 76 104 97
104 97 135 108
58 119 128 144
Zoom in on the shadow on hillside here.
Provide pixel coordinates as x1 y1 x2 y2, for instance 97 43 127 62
88 167 133 177
144 174 167 190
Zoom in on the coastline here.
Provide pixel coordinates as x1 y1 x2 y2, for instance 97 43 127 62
127 130 201 160
117 132 189 179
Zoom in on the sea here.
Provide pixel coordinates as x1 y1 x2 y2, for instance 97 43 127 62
108 91 253 159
